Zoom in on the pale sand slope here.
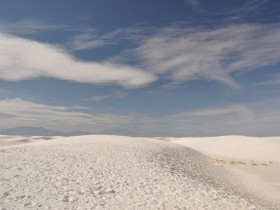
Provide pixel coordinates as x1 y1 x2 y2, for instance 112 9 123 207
0 135 265 210
172 136 280 209
0 135 58 147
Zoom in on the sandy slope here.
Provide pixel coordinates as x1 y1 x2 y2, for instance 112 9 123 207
171 136 280 162
0 135 57 147
172 136 280 209
0 135 265 210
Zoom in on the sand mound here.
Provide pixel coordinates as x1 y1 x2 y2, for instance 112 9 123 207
0 135 263 209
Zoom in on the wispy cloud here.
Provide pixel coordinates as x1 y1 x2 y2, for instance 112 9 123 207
249 74 280 90
204 0 280 23
238 0 269 12
186 0 199 9
0 98 252 135
183 105 253 118
67 33 106 51
0 20 68 35
1 98 280 136
0 98 131 131
230 0 271 19
0 33 155 88
133 23 280 88
129 103 280 137
145 104 254 126
88 92 128 101
67 25 151 51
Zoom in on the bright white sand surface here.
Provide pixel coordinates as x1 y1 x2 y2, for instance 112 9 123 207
172 135 280 209
0 135 57 147
171 136 280 162
0 135 278 209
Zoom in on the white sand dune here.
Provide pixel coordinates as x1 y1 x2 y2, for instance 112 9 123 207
0 135 277 209
171 135 280 162
0 135 57 147
171 135 280 209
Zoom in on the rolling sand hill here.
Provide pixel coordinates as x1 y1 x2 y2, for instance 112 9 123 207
0 135 279 209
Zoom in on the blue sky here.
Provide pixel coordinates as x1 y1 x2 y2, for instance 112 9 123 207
0 0 280 136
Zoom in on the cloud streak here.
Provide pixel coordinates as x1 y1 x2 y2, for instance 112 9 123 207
88 92 128 101
67 25 150 51
0 98 131 131
186 0 199 9
1 98 280 136
67 33 106 51
134 23 280 88
128 103 280 137
0 20 68 35
0 33 155 88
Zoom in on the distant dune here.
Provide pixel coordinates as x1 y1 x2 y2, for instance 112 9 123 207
171 135 280 209
171 135 280 162
0 135 279 209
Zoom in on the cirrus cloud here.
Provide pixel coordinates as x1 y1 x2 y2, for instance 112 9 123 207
186 0 199 9
134 23 280 88
0 98 132 131
0 33 156 88
0 20 68 35
1 98 280 136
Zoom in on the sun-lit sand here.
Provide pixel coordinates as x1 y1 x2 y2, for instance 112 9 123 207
0 135 57 147
171 136 280 162
172 135 280 209
0 135 279 209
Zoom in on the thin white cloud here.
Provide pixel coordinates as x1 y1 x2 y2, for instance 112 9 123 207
250 74 280 88
186 0 199 9
1 98 280 136
183 105 253 118
196 0 275 21
71 105 90 110
67 25 150 51
144 104 254 125
0 98 131 131
88 92 128 101
134 23 280 88
68 33 106 51
0 33 156 88
0 20 68 35
230 0 271 18
130 103 280 137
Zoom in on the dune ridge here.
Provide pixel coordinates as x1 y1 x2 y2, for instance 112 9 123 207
0 135 278 209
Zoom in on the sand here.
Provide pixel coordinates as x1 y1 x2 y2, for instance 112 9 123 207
0 135 278 209
171 136 280 162
0 135 57 147
172 135 280 209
